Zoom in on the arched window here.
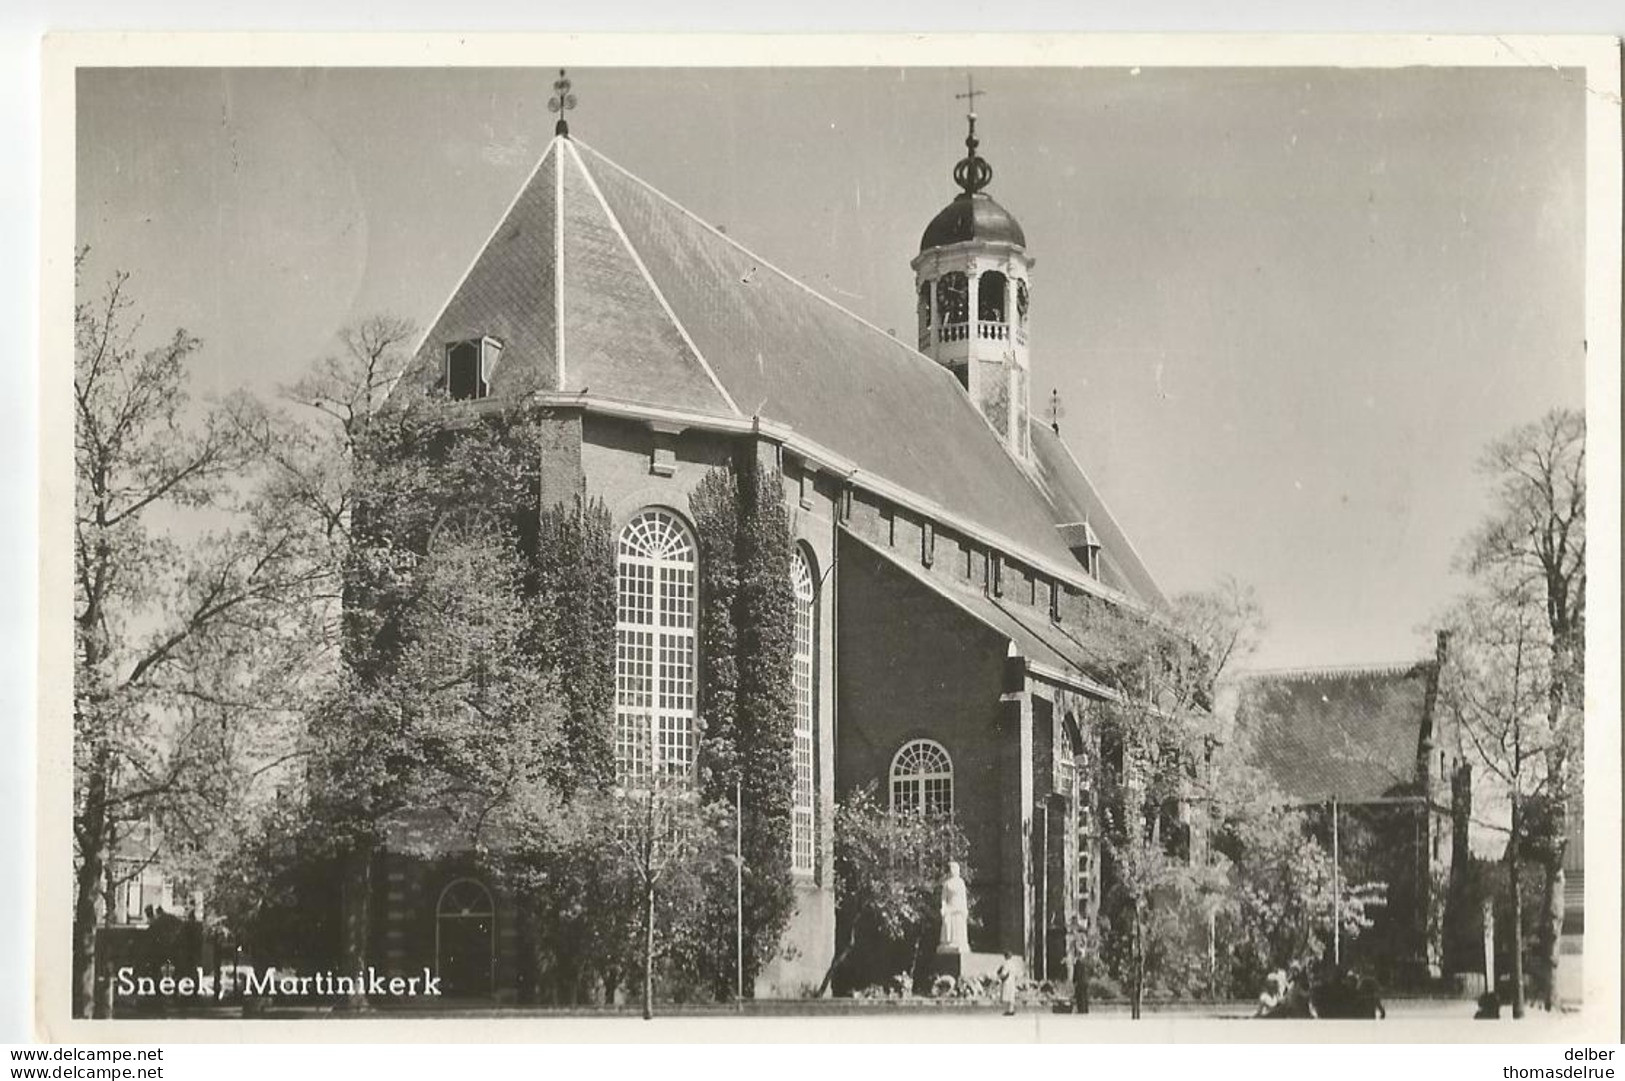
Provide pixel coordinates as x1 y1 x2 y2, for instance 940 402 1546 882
1016 279 1030 326
435 878 494 997
937 272 968 327
891 739 953 816
791 551 817 874
615 510 698 784
978 270 1007 323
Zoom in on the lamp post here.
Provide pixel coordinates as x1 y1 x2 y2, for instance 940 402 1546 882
735 776 744 1009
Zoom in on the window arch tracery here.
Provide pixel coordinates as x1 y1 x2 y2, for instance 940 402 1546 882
615 509 698 784
890 739 953 816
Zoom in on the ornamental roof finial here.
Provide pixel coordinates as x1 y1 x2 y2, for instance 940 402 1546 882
952 73 992 196
549 69 577 137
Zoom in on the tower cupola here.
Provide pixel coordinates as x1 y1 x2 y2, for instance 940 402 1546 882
911 81 1035 460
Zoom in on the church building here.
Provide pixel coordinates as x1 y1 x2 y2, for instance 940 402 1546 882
370 87 1168 998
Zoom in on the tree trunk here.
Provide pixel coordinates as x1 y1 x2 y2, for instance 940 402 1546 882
340 842 373 1010
72 755 110 1020
1538 857 1565 1010
814 922 859 999
1508 798 1526 1019
642 881 655 1021
1131 902 1143 1021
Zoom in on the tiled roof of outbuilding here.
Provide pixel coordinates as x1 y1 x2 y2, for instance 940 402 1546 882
1235 662 1438 805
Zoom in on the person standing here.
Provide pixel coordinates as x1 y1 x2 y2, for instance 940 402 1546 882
1072 937 1092 1015
997 953 1018 1016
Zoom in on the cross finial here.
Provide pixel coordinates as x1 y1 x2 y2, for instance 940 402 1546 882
1049 388 1065 434
951 73 993 195
955 74 985 122
549 69 577 137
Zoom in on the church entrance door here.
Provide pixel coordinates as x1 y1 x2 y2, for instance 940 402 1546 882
436 879 495 997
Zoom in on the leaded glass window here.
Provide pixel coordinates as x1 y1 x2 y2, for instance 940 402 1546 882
791 551 816 875
891 739 953 816
615 510 697 785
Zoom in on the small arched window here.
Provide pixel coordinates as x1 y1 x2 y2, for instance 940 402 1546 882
978 270 1007 323
791 551 817 874
1016 279 1030 326
615 510 698 784
891 739 953 816
937 273 969 327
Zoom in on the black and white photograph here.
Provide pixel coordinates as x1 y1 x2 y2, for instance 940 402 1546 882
38 36 1620 1045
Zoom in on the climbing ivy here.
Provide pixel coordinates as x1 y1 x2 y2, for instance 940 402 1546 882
689 459 798 995
534 494 617 797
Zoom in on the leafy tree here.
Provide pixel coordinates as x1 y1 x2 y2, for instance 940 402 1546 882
73 261 318 1016
1087 583 1258 1016
607 774 730 1018
818 783 971 995
1206 744 1384 995
1085 577 1373 1013
292 388 575 999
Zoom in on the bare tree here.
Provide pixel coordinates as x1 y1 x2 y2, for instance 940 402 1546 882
1462 408 1584 1010
73 259 319 1016
1438 407 1585 1014
1438 582 1562 1018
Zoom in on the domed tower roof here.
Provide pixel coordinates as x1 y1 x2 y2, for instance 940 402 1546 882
919 97 1025 253
920 192 1026 252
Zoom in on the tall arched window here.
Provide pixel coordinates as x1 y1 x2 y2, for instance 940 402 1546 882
891 739 953 816
615 510 697 784
791 551 817 874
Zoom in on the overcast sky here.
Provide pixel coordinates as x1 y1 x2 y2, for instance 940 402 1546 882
75 65 1586 669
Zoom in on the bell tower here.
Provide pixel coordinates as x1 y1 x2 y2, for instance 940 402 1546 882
911 79 1035 460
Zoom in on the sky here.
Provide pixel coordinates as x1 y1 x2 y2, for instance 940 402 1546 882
75 65 1587 670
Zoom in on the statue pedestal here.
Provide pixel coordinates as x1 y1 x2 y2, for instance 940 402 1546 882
932 948 1015 985
932 946 968 980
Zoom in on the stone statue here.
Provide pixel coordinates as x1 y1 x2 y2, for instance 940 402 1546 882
938 860 970 953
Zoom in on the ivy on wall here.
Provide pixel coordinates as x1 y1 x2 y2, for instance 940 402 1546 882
689 459 798 995
533 494 617 796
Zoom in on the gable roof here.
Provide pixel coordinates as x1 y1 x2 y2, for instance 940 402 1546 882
405 135 1164 608
1235 662 1438 804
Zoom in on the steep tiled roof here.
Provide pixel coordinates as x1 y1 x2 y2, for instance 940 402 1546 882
406 136 1163 606
1236 663 1437 804
1027 422 1167 607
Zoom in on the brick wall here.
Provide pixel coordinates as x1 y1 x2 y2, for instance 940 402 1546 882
835 529 1020 957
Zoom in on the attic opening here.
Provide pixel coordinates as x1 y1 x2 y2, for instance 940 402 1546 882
443 336 503 401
